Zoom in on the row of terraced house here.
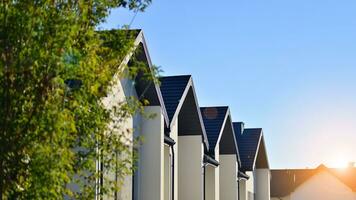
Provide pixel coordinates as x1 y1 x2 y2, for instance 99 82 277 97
107 29 271 200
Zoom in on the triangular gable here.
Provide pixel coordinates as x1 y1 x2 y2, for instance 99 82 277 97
160 75 209 150
255 134 269 169
233 124 269 171
130 30 169 127
101 29 169 127
201 107 240 164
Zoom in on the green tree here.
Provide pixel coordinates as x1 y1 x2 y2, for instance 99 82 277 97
0 1 152 199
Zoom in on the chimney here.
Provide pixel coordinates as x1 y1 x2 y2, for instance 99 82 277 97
238 122 245 135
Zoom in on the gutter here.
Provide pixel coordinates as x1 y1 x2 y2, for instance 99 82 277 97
164 135 176 146
238 171 250 180
202 154 219 200
203 164 206 200
238 177 240 200
203 154 220 167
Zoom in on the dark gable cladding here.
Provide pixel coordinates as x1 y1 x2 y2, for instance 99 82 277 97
271 165 356 197
233 124 262 171
159 75 209 149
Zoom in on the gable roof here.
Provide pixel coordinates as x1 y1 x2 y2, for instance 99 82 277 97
159 75 209 150
271 165 356 197
131 30 169 126
201 107 240 164
233 123 269 171
237 128 262 171
100 29 169 127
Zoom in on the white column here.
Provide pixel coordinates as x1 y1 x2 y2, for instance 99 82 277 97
220 155 238 200
137 106 164 200
164 145 171 200
239 179 247 200
205 166 216 200
255 169 271 200
178 135 204 200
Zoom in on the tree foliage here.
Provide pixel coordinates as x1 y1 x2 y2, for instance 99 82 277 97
0 1 151 199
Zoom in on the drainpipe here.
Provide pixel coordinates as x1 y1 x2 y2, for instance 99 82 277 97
171 144 175 200
202 155 220 200
164 135 176 200
238 177 240 200
203 164 206 200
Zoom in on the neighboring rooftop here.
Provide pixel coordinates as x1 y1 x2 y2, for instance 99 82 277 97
271 165 356 197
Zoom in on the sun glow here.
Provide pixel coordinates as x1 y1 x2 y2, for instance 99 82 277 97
328 156 349 169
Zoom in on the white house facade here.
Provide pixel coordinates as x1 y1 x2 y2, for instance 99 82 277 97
101 30 171 200
200 107 241 200
159 75 209 200
100 29 272 200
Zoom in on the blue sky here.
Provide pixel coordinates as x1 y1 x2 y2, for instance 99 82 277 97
102 0 356 169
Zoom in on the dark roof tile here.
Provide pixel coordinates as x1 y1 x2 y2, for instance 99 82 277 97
159 75 191 122
200 107 228 150
233 124 262 171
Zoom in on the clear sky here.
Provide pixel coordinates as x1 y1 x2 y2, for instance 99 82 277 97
102 0 356 169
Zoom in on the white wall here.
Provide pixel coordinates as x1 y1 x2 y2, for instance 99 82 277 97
205 144 220 200
255 169 270 200
246 171 255 200
220 155 238 200
205 165 216 200
240 171 257 200
289 171 356 200
136 106 165 200
102 78 137 200
239 179 247 200
178 135 204 200
238 179 248 200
